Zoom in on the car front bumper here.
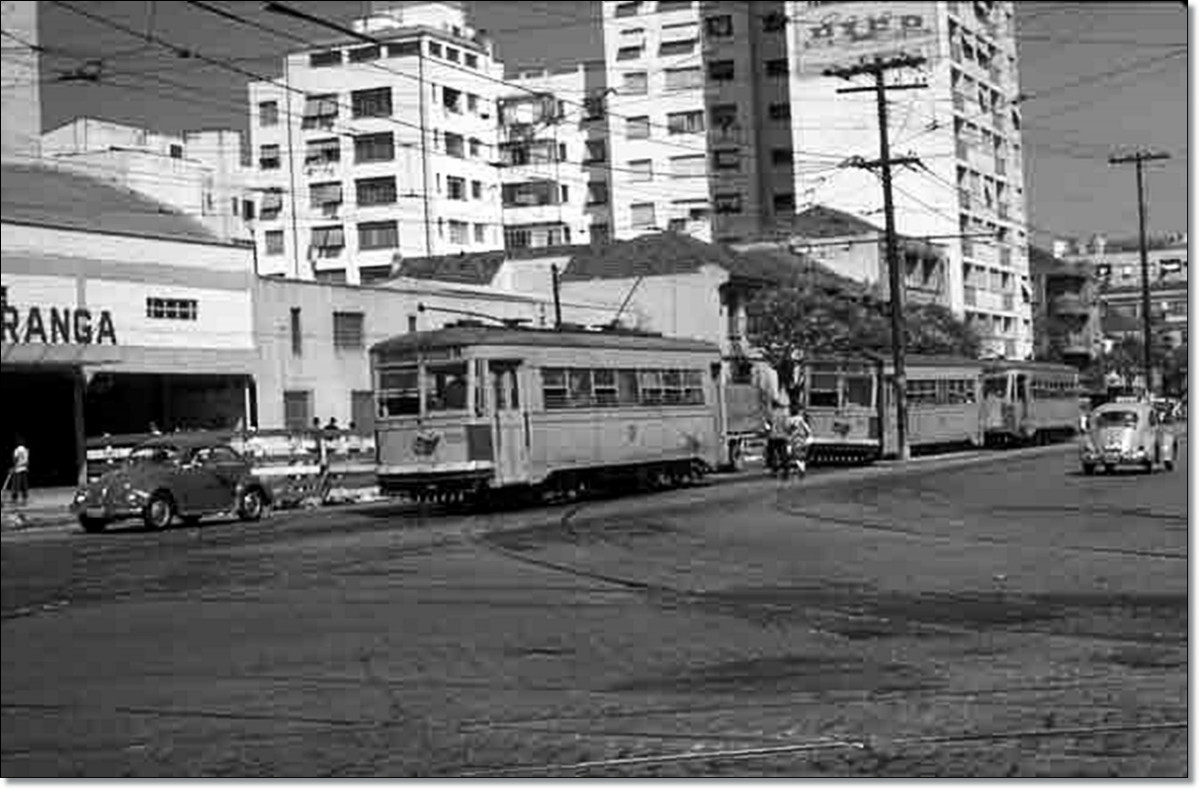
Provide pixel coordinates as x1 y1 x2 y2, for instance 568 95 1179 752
1080 447 1148 466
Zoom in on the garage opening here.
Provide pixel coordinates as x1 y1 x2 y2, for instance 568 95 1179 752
85 373 254 436
0 366 83 488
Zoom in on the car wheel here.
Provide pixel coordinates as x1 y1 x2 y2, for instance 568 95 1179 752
142 492 174 531
238 488 265 522
1081 463 1095 476
78 516 108 533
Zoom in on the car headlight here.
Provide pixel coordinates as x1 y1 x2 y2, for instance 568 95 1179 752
73 490 87 504
125 489 150 504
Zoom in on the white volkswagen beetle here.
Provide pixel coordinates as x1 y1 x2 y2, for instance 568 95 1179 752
1079 400 1178 475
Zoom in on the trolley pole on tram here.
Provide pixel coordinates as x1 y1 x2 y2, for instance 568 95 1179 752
1109 150 1170 397
825 55 927 461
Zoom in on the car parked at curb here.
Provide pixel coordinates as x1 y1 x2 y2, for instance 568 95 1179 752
71 435 272 532
1079 400 1177 475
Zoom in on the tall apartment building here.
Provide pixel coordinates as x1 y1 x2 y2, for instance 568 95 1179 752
601 0 796 243
498 61 614 249
41 118 255 243
785 0 1033 359
247 1 505 284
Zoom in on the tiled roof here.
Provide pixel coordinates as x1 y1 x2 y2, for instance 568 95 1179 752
391 249 508 285
728 245 868 294
561 232 743 281
0 162 221 243
788 205 881 238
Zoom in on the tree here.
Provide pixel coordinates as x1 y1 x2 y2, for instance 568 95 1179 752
747 283 981 380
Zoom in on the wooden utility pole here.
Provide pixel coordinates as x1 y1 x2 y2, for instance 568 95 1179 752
825 55 927 461
1109 150 1170 397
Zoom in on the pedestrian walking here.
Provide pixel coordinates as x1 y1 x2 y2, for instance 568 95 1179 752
784 408 813 479
765 398 791 478
9 435 30 506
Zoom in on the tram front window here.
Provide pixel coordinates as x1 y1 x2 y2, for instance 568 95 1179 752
983 376 1008 399
378 367 419 416
808 373 839 408
426 362 468 412
844 375 873 408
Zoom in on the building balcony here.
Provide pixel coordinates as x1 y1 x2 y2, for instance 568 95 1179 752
963 285 977 306
1052 292 1090 317
1059 331 1093 357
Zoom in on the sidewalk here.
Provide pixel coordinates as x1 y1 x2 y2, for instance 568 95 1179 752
1 487 78 531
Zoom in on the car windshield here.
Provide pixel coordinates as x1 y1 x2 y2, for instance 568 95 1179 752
128 445 183 464
1094 410 1138 428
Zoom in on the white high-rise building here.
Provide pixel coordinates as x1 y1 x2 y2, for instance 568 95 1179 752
785 0 1032 359
497 61 614 249
247 1 505 284
601 0 795 244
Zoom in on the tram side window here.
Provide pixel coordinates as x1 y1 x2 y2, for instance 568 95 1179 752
662 369 683 404
682 369 705 405
568 369 594 406
946 379 976 404
639 370 664 405
807 372 839 408
593 369 618 406
907 379 938 406
426 362 468 411
542 368 568 408
618 369 640 404
378 366 419 416
844 374 873 407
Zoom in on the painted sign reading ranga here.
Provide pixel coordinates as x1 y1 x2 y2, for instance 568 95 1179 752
793 1 940 75
1 304 118 345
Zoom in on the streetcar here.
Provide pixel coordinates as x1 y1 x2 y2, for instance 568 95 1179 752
796 355 884 464
982 361 1081 446
370 322 725 502
881 355 986 455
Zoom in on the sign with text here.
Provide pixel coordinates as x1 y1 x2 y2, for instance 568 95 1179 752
1 303 117 345
793 1 940 75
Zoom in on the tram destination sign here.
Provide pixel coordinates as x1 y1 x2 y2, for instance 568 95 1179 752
1 302 118 345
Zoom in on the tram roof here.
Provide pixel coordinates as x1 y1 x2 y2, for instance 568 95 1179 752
984 360 1080 375
371 324 721 356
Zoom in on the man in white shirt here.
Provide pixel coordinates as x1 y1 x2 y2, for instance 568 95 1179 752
10 436 29 505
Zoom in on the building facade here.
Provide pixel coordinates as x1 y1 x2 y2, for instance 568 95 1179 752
785 0 1033 359
600 0 796 244
1 164 259 487
1029 245 1101 367
247 1 505 285
42 118 255 243
497 62 615 250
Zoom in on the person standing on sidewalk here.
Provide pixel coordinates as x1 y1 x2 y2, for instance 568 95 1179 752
9 435 30 506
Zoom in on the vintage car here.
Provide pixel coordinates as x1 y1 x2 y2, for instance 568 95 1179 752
71 435 272 532
1079 400 1178 475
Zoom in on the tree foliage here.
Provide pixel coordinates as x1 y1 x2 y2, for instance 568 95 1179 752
747 283 981 379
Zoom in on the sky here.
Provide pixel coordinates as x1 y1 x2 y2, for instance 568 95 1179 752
25 0 1192 246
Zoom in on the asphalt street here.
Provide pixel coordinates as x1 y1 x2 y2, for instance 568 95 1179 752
1 443 1188 777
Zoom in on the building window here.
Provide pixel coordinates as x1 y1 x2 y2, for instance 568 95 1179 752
584 93 607 120
468 137 482 158
713 148 740 171
445 46 459 63
710 103 738 131
309 182 343 210
264 230 284 255
669 154 706 179
628 159 653 182
356 176 396 206
283 390 312 429
705 15 733 38
258 100 279 127
660 38 696 56
590 223 611 243
474 223 486 243
765 58 789 77
667 110 704 134
585 140 608 163
351 87 392 118
305 137 340 165
470 179 482 199
289 308 302 356
388 40 420 57
616 45 643 61
146 297 198 321
358 220 398 250
664 66 703 91
333 311 365 350
630 202 656 229
768 102 791 121
658 0 693 12
587 181 609 205
354 132 394 163
464 52 479 69
714 192 742 214
309 49 342 68
773 193 796 213
621 71 648 95
428 41 442 57
260 189 283 220
348 44 380 63
771 148 793 166
301 94 339 129
311 225 345 257
448 220 469 244
708 59 735 82
442 86 463 113
259 144 281 170
467 94 480 114
447 176 467 200
615 1 642 17
626 116 651 139
444 132 465 158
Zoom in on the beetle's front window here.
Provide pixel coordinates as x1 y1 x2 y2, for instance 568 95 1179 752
128 445 181 464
